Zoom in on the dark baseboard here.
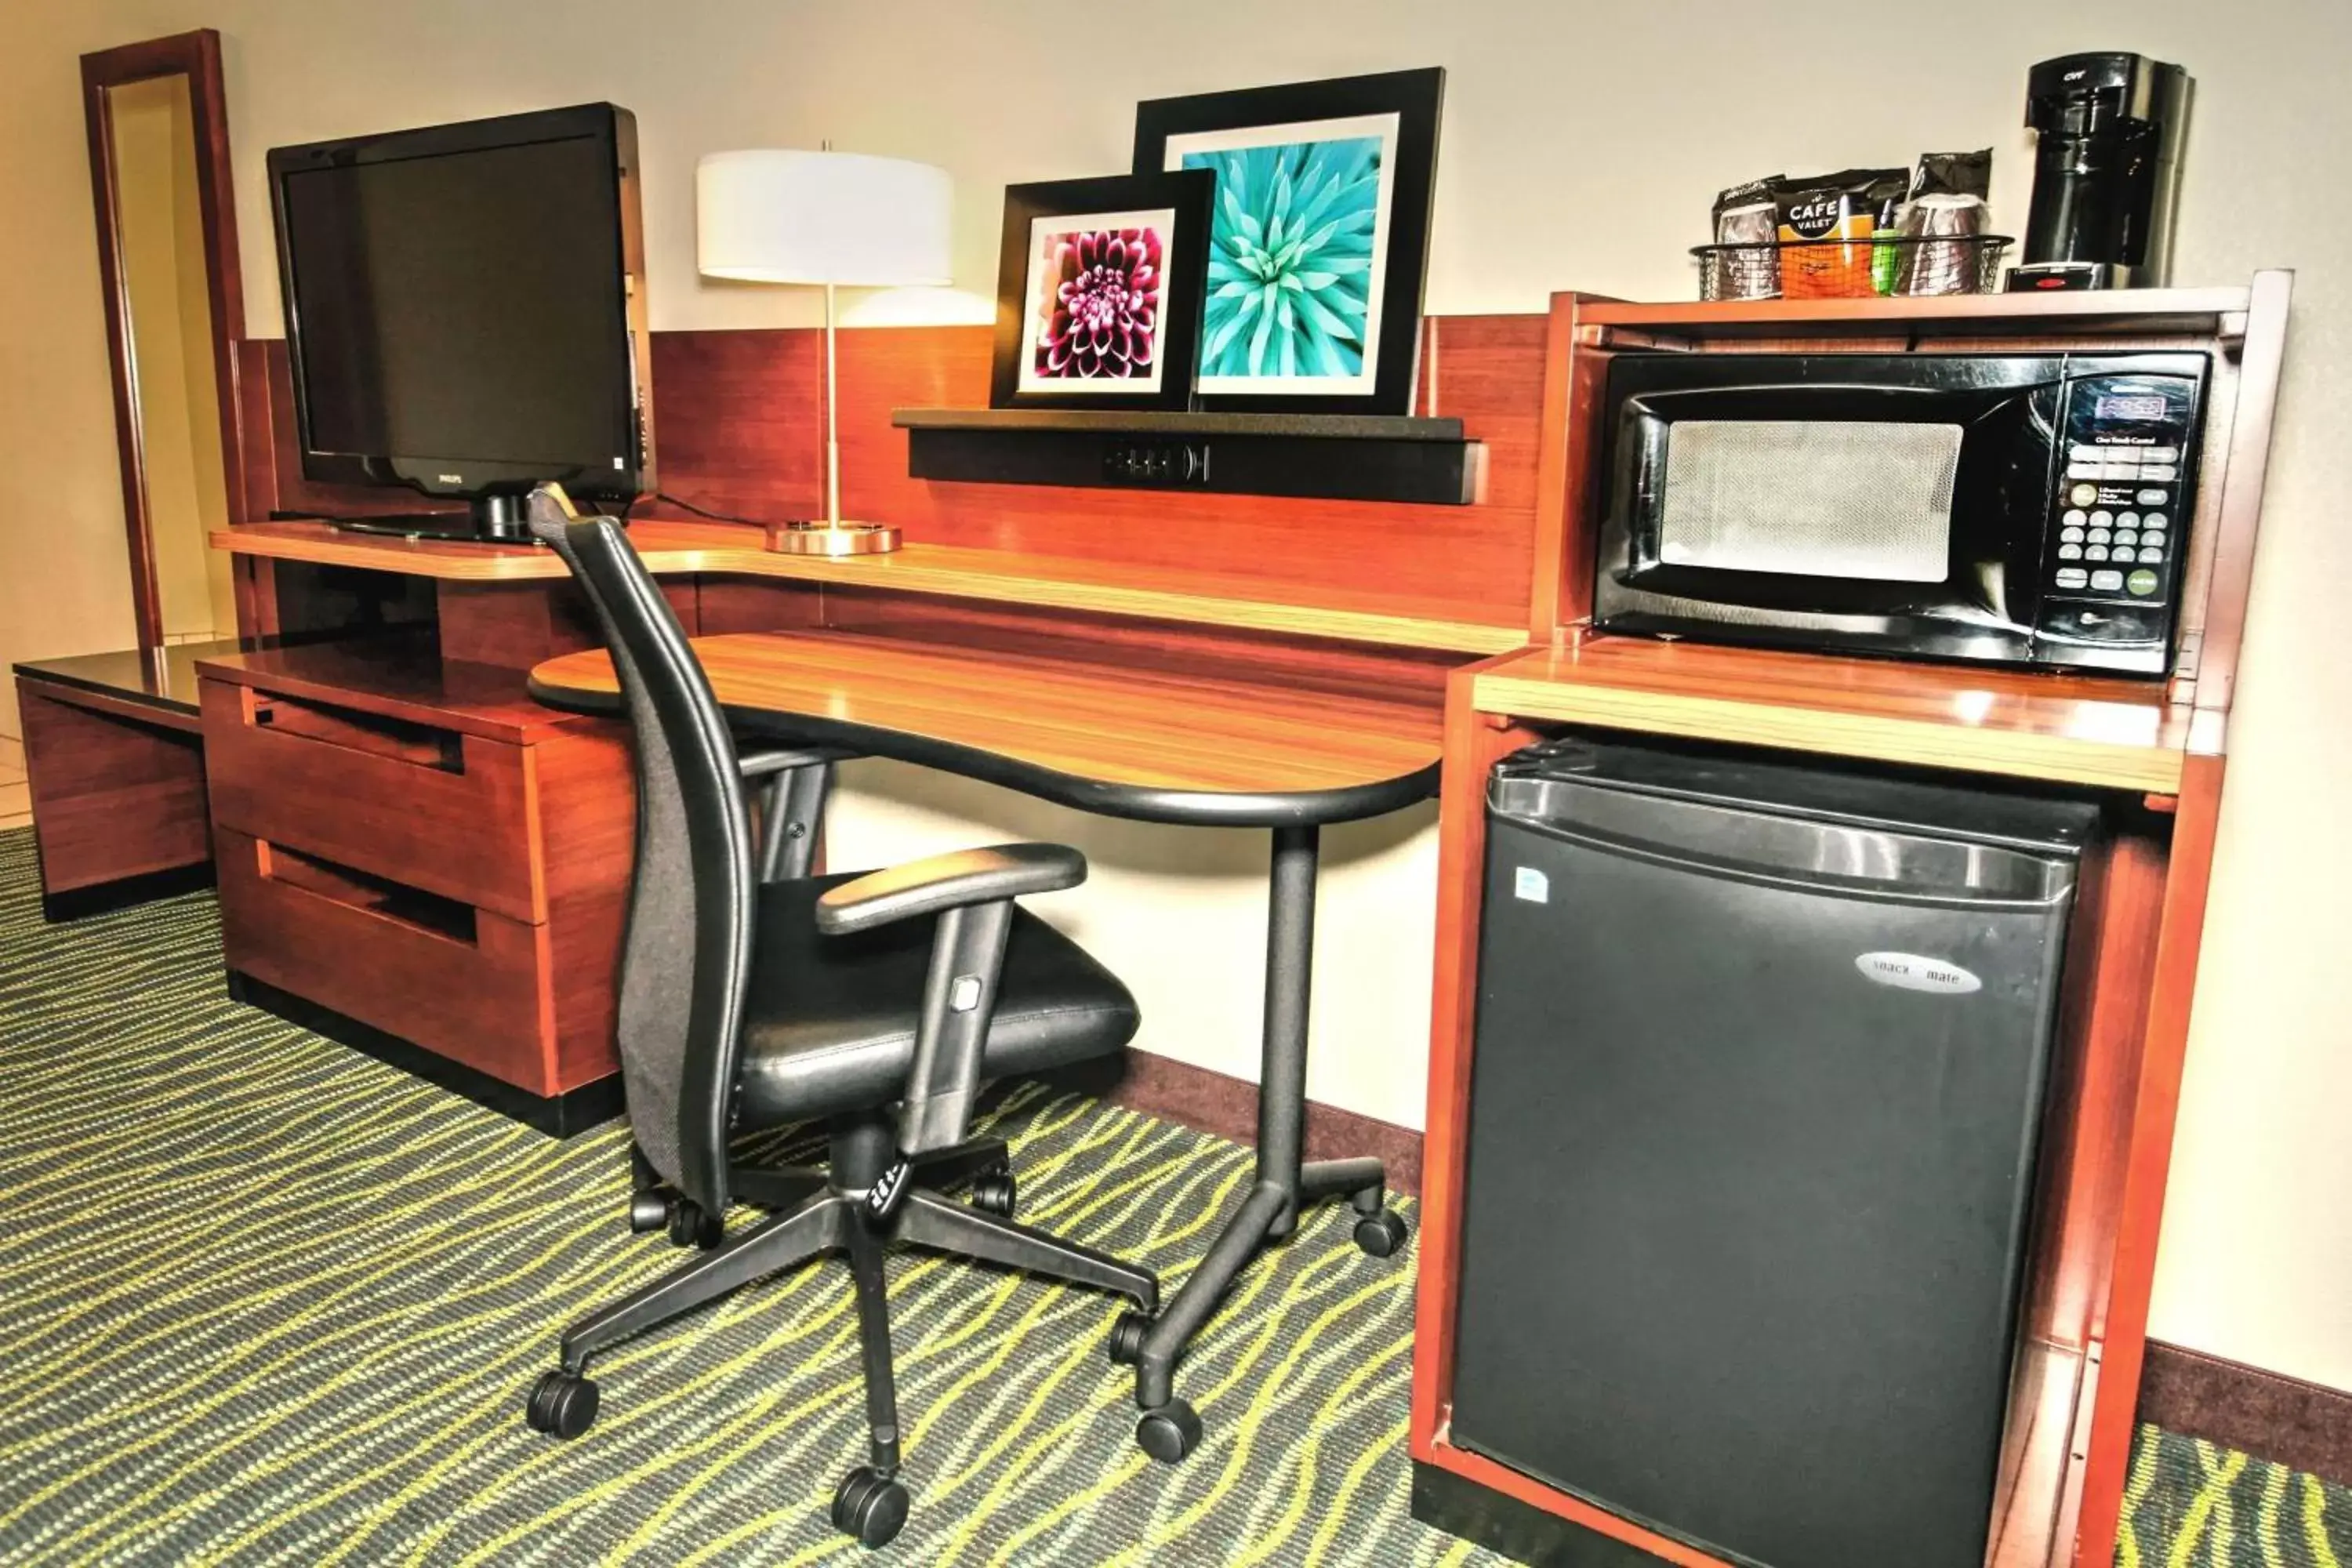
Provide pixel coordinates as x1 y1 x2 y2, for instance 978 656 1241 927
42 861 216 923
2137 1339 2352 1487
224 971 624 1138
1044 1048 1422 1196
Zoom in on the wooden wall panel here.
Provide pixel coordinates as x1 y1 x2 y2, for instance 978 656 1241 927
644 328 824 520
1421 314 1548 512
242 318 1550 642
628 320 1546 633
831 325 1538 625
234 338 278 522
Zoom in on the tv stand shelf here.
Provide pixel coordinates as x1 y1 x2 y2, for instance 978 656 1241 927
212 521 1527 655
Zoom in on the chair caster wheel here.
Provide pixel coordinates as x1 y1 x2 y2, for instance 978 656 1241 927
524 1370 599 1439
1106 1308 1150 1367
831 1466 909 1548
1353 1208 1410 1258
971 1167 1017 1219
1136 1397 1202 1464
628 1188 673 1234
666 1197 723 1250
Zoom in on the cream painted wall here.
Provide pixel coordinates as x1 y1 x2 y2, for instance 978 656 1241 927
1 0 2342 1392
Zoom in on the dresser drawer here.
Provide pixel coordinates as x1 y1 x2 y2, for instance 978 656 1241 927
201 679 542 924
213 828 575 1094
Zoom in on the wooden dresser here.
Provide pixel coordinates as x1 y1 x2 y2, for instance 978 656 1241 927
196 638 633 1131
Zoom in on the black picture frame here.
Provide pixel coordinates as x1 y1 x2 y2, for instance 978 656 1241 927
1132 67 1443 416
989 170 1214 412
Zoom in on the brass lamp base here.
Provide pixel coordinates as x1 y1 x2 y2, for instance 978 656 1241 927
764 520 902 556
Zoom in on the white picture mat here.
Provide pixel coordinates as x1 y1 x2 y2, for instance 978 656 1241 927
1015 205 1179 396
1163 111 1400 396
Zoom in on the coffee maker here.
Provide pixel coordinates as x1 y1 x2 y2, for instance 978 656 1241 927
2009 52 2191 291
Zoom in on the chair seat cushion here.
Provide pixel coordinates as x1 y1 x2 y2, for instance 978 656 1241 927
732 870 1140 1127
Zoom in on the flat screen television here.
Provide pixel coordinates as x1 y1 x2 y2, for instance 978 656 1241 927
267 103 654 541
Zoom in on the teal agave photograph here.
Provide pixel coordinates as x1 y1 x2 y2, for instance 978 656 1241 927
1185 136 1384 380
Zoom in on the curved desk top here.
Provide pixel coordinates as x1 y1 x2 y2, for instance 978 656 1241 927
531 630 1443 827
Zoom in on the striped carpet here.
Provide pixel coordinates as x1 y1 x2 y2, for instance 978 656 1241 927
0 827 2346 1566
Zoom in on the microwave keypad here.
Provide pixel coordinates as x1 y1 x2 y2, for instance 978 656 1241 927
2045 379 2196 612
2055 452 2170 588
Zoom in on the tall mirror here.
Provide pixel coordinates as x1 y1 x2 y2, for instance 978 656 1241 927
82 30 246 654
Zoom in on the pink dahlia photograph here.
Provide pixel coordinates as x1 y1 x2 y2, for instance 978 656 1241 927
1033 226 1163 380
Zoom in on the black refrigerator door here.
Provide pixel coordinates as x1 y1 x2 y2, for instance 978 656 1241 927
1451 782 2080 1568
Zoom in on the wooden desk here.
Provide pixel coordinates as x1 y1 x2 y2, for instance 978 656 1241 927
532 630 1441 824
532 626 1440 1436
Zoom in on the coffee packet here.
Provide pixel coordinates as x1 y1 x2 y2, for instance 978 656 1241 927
1774 169 1906 298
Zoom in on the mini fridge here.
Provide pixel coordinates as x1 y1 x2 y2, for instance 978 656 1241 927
1450 735 2100 1568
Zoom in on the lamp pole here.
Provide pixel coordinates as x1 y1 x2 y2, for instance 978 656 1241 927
825 280 842 531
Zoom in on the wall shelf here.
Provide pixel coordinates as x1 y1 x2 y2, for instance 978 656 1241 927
891 407 1483 506
1576 286 2252 343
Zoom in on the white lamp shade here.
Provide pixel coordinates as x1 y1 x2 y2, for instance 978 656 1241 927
697 150 953 287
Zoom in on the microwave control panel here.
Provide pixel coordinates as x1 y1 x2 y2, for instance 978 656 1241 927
2037 372 2201 668
2048 376 2198 600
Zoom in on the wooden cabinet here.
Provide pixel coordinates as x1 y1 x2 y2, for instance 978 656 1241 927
197 640 634 1131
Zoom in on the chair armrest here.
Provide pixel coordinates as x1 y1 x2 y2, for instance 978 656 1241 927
818 844 1087 1180
814 844 1087 937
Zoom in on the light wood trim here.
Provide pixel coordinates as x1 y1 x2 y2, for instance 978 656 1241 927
211 521 1527 655
1469 639 2191 793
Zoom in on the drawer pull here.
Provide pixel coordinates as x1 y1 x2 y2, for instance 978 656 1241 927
249 693 463 773
257 840 479 946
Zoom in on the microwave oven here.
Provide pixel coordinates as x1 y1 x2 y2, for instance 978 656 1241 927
1592 351 2209 676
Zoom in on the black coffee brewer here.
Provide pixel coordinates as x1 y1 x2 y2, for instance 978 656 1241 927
2009 52 2191 291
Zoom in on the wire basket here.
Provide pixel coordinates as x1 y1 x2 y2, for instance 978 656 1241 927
1693 235 2013 301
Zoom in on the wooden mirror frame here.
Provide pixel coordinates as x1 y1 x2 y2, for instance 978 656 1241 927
80 27 246 651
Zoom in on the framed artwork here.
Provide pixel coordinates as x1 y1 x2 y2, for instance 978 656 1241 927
990 170 1214 410
1132 67 1444 415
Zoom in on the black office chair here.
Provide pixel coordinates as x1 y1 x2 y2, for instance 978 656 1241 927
518 491 1157 1548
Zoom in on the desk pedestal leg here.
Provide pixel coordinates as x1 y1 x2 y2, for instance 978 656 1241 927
1258 822 1316 1237
1128 824 1404 1442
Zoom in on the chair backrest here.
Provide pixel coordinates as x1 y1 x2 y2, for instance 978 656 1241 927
528 503 753 1215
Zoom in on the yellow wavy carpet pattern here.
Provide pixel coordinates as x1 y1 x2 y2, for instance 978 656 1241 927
0 829 2343 1566
2118 1428 2349 1568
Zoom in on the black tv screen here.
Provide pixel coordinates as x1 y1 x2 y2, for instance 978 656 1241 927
268 103 653 517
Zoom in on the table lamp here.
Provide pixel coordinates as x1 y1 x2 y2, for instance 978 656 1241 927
698 148 953 554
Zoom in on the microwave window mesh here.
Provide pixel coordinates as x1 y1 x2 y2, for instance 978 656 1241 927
1657 421 1962 582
